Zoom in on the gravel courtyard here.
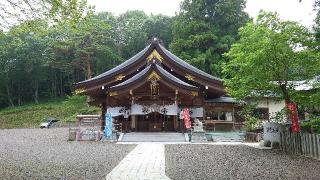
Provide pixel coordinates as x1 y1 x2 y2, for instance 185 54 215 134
165 144 320 180
0 128 136 180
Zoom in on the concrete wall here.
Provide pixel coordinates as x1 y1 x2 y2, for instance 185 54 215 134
255 98 286 120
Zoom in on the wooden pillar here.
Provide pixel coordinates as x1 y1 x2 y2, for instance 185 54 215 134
131 115 136 131
174 115 178 131
232 106 235 130
101 102 106 131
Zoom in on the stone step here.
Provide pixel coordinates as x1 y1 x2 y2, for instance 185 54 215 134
212 137 242 142
120 132 186 142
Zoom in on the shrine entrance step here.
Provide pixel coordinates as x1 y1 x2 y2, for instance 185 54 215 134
120 132 186 142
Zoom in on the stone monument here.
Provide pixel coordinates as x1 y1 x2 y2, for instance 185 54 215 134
191 119 208 143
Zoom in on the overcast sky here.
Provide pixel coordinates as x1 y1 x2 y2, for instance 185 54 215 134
87 0 317 28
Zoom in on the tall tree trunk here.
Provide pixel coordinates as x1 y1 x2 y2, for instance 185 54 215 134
5 84 14 107
33 80 39 104
59 71 63 96
280 84 291 103
84 53 92 105
52 69 57 97
85 53 92 79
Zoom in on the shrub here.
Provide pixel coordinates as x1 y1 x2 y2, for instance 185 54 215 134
300 116 320 134
239 104 263 132
243 115 262 132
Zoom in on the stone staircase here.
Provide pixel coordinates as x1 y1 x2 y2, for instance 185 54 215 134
209 132 244 142
119 132 187 142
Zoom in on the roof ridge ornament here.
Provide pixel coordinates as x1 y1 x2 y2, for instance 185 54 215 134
115 74 125 81
185 74 195 81
148 71 161 81
147 49 164 62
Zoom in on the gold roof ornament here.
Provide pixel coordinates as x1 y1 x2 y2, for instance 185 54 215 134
115 74 125 81
109 91 118 96
148 71 161 81
185 74 195 81
75 88 86 94
147 49 164 62
191 91 198 96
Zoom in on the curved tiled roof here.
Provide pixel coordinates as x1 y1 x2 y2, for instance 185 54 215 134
155 64 196 88
75 39 224 97
76 44 151 85
158 44 222 82
109 63 197 91
110 65 151 89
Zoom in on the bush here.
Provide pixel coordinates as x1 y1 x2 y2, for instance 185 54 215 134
239 104 263 132
310 117 320 134
300 121 312 133
243 115 262 132
300 116 320 134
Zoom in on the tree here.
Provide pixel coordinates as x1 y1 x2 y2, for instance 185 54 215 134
0 0 94 29
223 11 319 105
115 11 149 59
143 14 173 47
0 20 52 105
170 0 250 76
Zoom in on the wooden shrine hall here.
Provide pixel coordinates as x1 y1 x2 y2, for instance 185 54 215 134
75 39 242 132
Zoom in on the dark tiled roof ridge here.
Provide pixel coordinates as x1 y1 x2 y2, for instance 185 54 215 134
110 63 197 89
76 44 151 85
158 44 222 82
155 64 196 88
110 65 152 88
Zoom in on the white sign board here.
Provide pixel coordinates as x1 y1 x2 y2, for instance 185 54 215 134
263 122 280 143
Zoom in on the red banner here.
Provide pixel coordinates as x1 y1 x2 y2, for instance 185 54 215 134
182 108 191 129
286 102 300 133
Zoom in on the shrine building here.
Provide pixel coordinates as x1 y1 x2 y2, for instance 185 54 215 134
74 39 243 132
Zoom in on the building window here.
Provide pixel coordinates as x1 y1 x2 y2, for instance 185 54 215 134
253 108 269 120
206 111 232 121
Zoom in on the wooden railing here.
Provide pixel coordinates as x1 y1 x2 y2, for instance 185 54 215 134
280 131 320 160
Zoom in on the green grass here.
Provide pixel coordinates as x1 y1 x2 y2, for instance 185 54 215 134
0 95 100 129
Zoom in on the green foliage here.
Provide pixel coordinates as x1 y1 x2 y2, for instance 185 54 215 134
0 0 94 29
223 11 319 103
0 9 174 109
300 116 320 134
0 95 99 129
269 108 288 123
96 11 174 59
238 104 262 132
243 116 262 132
170 0 250 76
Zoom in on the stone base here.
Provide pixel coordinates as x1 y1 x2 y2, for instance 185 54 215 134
101 132 118 142
191 131 207 143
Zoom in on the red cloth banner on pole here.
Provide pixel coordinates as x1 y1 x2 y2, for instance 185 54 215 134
286 102 300 133
182 108 191 129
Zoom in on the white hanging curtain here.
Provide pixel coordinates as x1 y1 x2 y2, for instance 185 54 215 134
190 107 204 118
160 104 178 115
106 106 129 117
226 112 233 121
130 103 178 115
179 107 204 118
131 104 145 115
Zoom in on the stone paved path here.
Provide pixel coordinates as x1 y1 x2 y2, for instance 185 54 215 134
106 143 170 180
